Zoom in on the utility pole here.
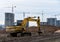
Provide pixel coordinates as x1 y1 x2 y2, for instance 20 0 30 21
42 11 44 24
22 12 30 19
23 12 25 19
42 10 45 34
11 5 16 13
54 15 56 18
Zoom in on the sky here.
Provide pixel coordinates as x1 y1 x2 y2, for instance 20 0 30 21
0 0 60 25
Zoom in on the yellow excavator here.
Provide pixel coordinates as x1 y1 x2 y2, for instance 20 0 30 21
6 16 42 37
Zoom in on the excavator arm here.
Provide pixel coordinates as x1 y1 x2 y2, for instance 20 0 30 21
21 16 41 32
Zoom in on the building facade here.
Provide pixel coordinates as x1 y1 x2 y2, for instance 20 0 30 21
17 20 23 26
56 20 60 27
17 20 29 27
47 18 57 26
5 13 14 27
40 22 47 25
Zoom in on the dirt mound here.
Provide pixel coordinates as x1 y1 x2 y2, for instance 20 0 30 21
0 25 60 34
26 25 60 34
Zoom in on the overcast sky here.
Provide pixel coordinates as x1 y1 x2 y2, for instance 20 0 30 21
0 0 60 25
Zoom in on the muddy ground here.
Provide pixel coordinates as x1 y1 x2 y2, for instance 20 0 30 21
0 33 60 42
0 25 60 42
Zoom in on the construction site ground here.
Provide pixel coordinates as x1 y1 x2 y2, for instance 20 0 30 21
0 25 60 42
0 33 60 42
